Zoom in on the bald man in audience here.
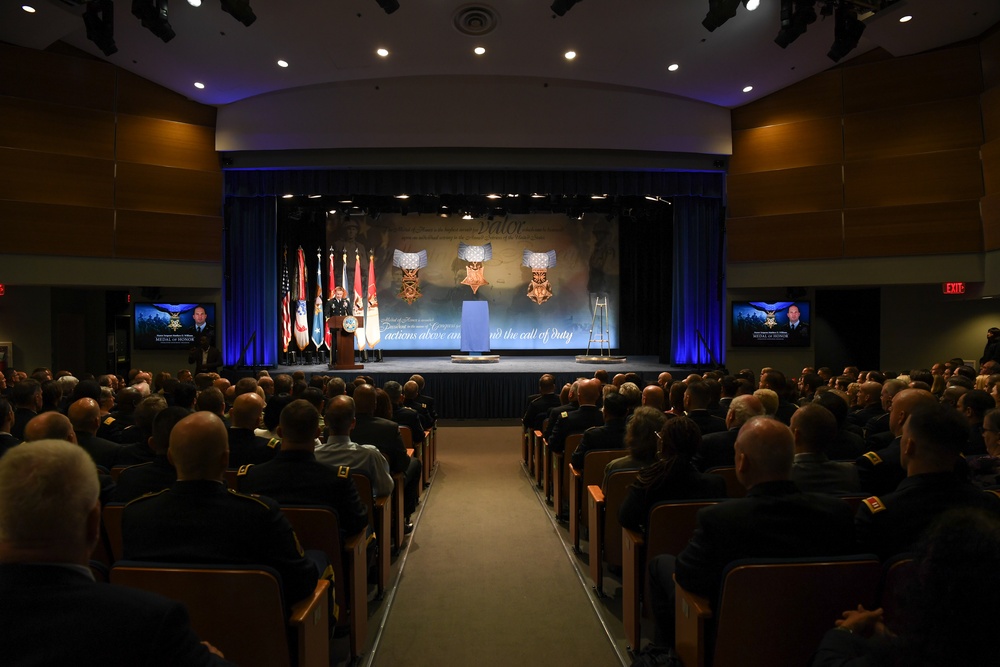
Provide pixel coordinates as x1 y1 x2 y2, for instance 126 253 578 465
111 406 188 503
0 440 232 666
122 411 319 607
693 394 765 472
545 380 580 441
641 384 666 412
25 410 116 504
315 395 394 498
407 374 438 425
68 398 124 470
547 378 604 454
641 417 856 659
790 404 861 495
523 374 561 431
856 388 939 495
227 393 278 469
402 380 434 430
846 381 885 428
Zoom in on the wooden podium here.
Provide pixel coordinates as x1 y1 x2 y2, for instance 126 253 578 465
327 315 364 370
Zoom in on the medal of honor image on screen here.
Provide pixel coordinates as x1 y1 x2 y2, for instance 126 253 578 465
731 301 810 347
134 303 217 350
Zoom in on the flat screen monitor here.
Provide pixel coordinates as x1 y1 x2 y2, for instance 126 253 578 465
731 301 810 347
134 303 216 350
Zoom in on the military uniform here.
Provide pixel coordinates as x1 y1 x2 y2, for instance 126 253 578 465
352 414 421 516
856 471 1000 560
403 397 434 430
97 414 135 444
75 431 125 470
547 404 603 454
543 401 578 441
570 418 626 471
237 450 369 539
855 438 905 496
122 479 319 606
391 405 425 445
226 428 279 468
110 456 176 503
685 409 727 436
523 393 560 431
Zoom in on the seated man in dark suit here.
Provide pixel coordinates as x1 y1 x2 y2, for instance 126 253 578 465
115 396 169 466
383 381 425 447
68 397 124 470
523 373 561 432
790 404 861 495
0 397 20 458
0 439 231 666
548 378 604 454
407 374 439 426
227 393 278 468
238 399 369 541
640 417 856 662
111 406 188 503
9 378 41 441
693 394 765 472
571 391 628 471
24 411 116 506
682 381 727 436
188 335 222 375
122 411 320 608
402 380 434 431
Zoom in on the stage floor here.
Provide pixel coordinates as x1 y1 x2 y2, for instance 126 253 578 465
229 355 677 420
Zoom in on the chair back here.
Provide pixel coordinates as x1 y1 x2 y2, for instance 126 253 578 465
110 562 297 667
879 553 916 633
109 465 129 481
711 555 881 667
602 469 639 567
580 449 624 525
351 472 376 531
101 503 126 562
223 468 241 490
281 506 345 618
398 426 413 449
706 466 745 498
646 500 718 558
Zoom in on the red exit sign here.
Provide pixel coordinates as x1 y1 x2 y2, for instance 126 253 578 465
942 282 966 295
0 284 5 296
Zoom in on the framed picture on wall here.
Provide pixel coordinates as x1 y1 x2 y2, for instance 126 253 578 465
0 341 11 373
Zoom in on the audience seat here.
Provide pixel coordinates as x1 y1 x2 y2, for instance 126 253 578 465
586 469 639 596
352 471 391 597
552 433 584 519
622 500 719 650
533 427 546 487
878 553 916 634
223 468 241 490
110 561 330 667
281 505 368 661
101 502 126 563
569 449 624 552
109 465 129 481
674 554 881 667
705 466 745 499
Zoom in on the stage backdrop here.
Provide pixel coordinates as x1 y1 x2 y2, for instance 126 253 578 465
280 209 620 352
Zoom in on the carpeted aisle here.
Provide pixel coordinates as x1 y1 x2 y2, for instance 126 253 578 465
369 425 623 667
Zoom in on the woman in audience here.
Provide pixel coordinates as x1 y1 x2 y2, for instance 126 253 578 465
374 387 394 420
812 507 1000 667
602 407 666 490
618 416 727 534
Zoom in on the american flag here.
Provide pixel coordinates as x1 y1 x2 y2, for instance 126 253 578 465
280 247 292 352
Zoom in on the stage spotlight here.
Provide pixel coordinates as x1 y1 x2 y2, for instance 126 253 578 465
220 0 255 26
375 0 399 14
827 4 866 62
550 0 582 17
774 0 817 49
83 0 117 56
702 0 741 31
131 0 175 42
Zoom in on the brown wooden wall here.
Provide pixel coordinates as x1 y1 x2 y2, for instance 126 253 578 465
0 44 221 263
729 40 993 263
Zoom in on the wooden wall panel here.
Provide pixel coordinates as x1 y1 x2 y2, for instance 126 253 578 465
983 139 1000 196
727 211 843 263
0 200 114 257
843 96 983 161
842 46 982 114
0 97 115 159
729 116 842 175
731 71 843 131
844 149 983 208
116 163 223 217
983 193 1000 251
0 44 114 112
116 71 217 127
0 147 114 208
844 202 983 257
984 86 1000 143
117 115 221 172
982 28 1000 91
115 211 222 262
727 165 843 218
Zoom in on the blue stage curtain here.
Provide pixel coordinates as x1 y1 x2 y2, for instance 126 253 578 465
223 197 278 367
671 197 726 367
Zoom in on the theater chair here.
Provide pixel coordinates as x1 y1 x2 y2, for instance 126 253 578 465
101 502 126 562
879 553 915 634
705 466 745 499
674 554 881 667
281 506 368 661
552 433 584 519
533 426 546 487
568 449 624 552
110 562 330 667
621 500 719 650
586 469 638 596
352 471 391 597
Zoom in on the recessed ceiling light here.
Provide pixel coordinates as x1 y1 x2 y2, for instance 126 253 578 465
394 194 409 199
282 194 294 199
194 82 205 89
486 194 502 199
376 48 389 57
474 46 486 55
564 51 577 60
899 15 912 23
743 85 753 93
277 59 289 68
668 63 679 72
745 0 759 9
21 5 36 12
187 0 201 6
591 194 607 200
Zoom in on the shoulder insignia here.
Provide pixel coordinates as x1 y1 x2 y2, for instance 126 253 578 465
338 465 351 479
103 416 116 425
237 464 253 476
420 403 427 409
560 411 569 418
267 437 281 449
862 451 882 466
987 489 1000 500
124 488 169 507
227 489 272 509
862 496 886 514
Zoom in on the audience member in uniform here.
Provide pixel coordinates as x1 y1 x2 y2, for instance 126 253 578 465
571 392 629 471
693 394 765 472
122 411 320 607
383 380 425 446
110 407 188 503
0 439 231 666
523 374 560 431
847 381 885 428
115 395 169 466
683 381 726 436
68 398 124 470
548 378 604 454
315 395 394 498
813 391 866 460
790 403 861 495
619 416 726 535
226 393 278 468
856 402 1000 561
238 399 369 540
402 380 434 430
856 389 938 496
636 417 855 665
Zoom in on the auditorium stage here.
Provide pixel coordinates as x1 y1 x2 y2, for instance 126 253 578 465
227 354 681 420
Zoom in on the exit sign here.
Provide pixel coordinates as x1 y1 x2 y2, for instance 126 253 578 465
0 284 5 296
942 282 966 295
